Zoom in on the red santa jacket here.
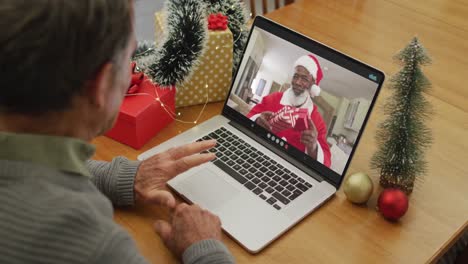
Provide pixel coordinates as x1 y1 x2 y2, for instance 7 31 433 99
247 91 331 168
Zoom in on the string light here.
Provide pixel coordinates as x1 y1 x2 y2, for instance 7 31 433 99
209 7 247 49
133 47 155 59
125 78 210 125
213 30 243 51
127 3 247 126
159 20 237 122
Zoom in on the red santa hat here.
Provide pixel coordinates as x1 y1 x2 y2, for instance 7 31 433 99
294 54 323 97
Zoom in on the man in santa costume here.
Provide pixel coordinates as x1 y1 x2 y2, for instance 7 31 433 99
247 54 331 167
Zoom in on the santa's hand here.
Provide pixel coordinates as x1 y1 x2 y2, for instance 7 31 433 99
256 111 274 131
301 119 318 158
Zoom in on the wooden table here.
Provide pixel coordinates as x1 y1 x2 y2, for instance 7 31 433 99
93 0 468 263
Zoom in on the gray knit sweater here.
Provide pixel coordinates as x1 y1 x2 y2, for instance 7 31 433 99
0 132 234 264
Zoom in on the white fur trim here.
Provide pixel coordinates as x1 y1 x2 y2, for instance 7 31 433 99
310 84 321 97
303 140 324 164
294 55 318 79
316 141 324 164
249 113 261 121
280 88 314 115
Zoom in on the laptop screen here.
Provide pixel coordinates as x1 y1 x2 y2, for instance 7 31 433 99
223 17 384 187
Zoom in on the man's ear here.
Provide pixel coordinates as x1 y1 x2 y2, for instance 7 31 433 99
85 62 114 108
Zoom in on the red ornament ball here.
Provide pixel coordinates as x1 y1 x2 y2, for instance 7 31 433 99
377 188 409 221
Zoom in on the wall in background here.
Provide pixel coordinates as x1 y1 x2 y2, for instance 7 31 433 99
135 0 164 42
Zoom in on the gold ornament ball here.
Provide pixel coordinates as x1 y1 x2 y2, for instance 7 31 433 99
343 172 374 204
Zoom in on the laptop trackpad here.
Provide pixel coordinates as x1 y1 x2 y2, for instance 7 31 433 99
178 168 240 211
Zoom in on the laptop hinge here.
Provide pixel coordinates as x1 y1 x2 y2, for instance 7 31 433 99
228 121 326 183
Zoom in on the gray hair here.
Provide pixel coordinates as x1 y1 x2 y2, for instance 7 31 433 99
0 0 133 114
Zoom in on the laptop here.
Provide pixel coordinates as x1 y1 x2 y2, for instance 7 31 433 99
138 16 384 253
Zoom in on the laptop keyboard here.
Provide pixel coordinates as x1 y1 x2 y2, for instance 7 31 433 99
195 127 314 210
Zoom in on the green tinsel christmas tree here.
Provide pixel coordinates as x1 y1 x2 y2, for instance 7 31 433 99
371 37 432 194
147 0 208 87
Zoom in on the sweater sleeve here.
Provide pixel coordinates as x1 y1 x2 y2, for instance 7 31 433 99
311 110 331 167
93 232 235 264
92 225 150 264
86 157 141 207
438 230 468 264
182 239 235 264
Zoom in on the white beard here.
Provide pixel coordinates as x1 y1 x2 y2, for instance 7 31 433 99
288 89 309 107
280 88 315 115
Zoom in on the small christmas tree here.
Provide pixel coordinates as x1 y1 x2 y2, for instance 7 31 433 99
371 37 432 194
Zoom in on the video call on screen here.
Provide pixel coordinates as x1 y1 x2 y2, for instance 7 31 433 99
228 28 379 175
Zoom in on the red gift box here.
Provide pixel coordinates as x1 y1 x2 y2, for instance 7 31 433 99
292 109 309 131
269 106 310 133
105 78 175 149
269 106 294 133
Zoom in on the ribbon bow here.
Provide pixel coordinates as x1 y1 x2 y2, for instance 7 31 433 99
208 13 228 31
269 106 309 133
127 62 145 94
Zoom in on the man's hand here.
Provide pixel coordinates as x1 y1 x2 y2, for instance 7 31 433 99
301 119 318 160
134 140 216 208
154 203 222 258
255 111 274 131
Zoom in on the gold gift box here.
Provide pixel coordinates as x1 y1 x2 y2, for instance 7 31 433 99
155 12 233 107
